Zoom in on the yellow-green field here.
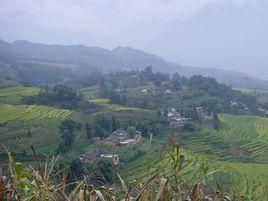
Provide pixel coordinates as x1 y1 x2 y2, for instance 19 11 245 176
0 103 73 123
0 85 39 104
0 86 73 123
89 98 146 111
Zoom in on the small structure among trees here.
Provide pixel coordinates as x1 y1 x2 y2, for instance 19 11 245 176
167 108 192 127
102 129 128 146
103 129 142 147
79 149 119 165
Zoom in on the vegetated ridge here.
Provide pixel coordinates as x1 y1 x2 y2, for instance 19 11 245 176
1 39 268 88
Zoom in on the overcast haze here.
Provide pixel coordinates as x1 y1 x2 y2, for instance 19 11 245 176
0 0 268 79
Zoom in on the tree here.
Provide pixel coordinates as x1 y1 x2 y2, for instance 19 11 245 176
156 110 162 117
110 91 122 104
183 108 199 121
85 122 94 139
154 79 162 87
58 119 81 152
93 123 105 138
127 126 136 135
111 115 118 131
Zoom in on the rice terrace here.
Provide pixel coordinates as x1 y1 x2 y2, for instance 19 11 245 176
1 4 268 198
0 86 73 123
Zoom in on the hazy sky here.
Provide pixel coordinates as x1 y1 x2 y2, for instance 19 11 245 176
0 0 268 79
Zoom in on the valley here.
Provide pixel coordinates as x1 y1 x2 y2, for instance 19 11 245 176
0 69 268 200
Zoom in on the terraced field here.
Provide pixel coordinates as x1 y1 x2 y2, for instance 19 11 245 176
180 114 268 164
120 114 268 200
0 103 73 123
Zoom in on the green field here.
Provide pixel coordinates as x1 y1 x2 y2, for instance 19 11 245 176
0 103 73 123
0 86 73 123
0 85 39 104
1 85 268 200
89 98 148 111
119 114 268 200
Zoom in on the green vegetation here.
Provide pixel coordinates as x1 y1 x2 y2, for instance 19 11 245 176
0 85 39 104
234 87 268 104
90 98 146 111
0 145 233 201
119 114 268 200
0 69 268 200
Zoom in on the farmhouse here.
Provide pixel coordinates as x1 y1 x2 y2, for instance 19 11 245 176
102 128 128 146
100 154 120 165
79 149 105 164
141 89 148 94
119 139 136 146
79 148 120 165
103 129 142 146
230 100 239 107
165 89 172 94
167 108 192 127
134 131 142 142
259 108 268 115
142 87 172 96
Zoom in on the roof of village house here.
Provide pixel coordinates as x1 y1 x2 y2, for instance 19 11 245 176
168 111 182 119
119 139 136 145
110 128 128 137
103 129 129 143
80 149 106 160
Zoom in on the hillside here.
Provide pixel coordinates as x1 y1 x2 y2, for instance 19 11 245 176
0 68 268 200
1 39 268 88
120 114 268 200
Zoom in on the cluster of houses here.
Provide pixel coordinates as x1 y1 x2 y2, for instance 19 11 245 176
230 100 249 111
141 87 172 96
79 148 120 165
167 108 192 127
258 108 268 115
102 129 142 147
80 129 142 165
167 107 214 127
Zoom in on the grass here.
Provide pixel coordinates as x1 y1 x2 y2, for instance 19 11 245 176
89 98 110 104
0 103 73 123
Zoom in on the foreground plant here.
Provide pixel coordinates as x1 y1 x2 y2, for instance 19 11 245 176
0 144 232 201
115 144 232 201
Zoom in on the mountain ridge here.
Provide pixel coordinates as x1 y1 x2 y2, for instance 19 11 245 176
0 39 268 88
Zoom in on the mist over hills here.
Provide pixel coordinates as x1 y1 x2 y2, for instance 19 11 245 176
0 39 267 88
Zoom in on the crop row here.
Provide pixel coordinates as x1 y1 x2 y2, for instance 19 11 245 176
0 103 73 123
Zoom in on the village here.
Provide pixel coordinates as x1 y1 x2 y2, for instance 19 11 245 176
79 105 214 165
79 129 142 165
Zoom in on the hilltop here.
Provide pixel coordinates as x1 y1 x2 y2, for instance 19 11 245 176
1 39 268 88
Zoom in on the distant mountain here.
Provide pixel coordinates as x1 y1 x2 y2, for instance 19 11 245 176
0 39 268 88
